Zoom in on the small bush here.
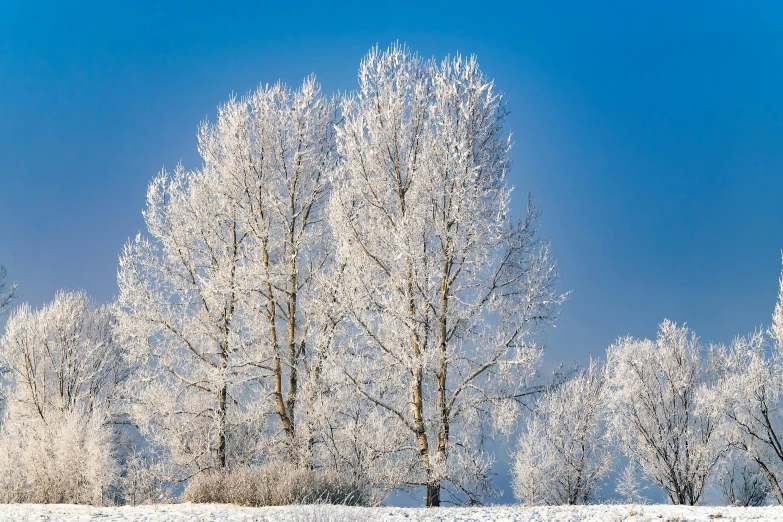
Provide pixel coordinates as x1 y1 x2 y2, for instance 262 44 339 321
181 463 373 507
0 407 118 505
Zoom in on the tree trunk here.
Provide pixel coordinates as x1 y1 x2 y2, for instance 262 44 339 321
436 256 451 491
407 264 433 507
217 383 227 468
262 240 294 443
426 482 441 507
287 245 299 459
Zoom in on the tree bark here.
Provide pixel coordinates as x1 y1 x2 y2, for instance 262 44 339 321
217 383 227 468
287 245 299 457
426 482 441 507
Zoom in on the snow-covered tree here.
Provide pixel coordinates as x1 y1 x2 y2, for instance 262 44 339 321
606 320 721 505
117 77 341 477
117 446 170 506
0 290 126 504
706 263 783 503
0 266 15 316
512 360 612 505
117 161 262 476
328 44 564 506
199 77 340 465
0 290 125 418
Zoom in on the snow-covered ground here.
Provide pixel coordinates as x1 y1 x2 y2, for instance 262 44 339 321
2 504 783 522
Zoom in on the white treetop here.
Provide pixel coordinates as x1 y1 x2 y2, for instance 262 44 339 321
606 320 721 505
0 290 125 417
512 360 612 505
327 44 564 506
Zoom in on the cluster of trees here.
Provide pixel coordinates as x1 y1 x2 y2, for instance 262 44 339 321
513 271 783 507
2 43 780 509
0 44 565 507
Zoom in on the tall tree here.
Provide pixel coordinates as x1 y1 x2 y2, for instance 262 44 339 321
117 163 255 476
606 320 721 505
199 77 339 464
328 44 564 506
117 77 339 477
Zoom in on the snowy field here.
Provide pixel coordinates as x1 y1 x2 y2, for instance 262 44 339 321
3 504 783 522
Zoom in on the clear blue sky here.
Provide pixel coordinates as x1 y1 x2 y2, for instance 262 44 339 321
1 0 782 503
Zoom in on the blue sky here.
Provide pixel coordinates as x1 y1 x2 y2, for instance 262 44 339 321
1 0 782 503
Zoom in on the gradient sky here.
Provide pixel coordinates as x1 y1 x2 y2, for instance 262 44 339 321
1 0 783 504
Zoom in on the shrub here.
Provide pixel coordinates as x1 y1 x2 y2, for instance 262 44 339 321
181 463 374 507
0 406 118 505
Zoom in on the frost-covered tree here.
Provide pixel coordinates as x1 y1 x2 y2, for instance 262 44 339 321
117 77 341 477
707 263 783 503
512 360 611 505
328 44 564 506
0 290 125 419
0 266 15 316
606 320 721 505
198 77 339 464
0 290 126 504
117 446 170 506
118 162 261 476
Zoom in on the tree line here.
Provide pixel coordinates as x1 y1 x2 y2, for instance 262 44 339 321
0 43 779 508
0 44 563 507
513 289 783 508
